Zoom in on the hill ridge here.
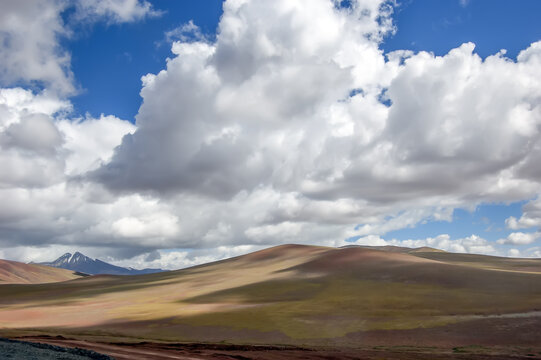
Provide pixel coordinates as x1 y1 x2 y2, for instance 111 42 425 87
0 258 83 284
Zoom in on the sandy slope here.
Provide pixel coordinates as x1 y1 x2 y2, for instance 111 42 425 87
0 259 84 284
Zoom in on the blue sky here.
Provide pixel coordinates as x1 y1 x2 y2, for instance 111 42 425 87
385 202 526 243
384 0 541 58
69 0 541 121
0 0 540 267
68 1 224 121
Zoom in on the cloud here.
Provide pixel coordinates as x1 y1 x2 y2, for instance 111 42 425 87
75 0 162 24
88 0 540 257
348 235 389 247
508 248 521 257
506 197 541 230
0 88 69 188
110 245 264 270
1 0 541 267
349 233 497 255
164 20 207 44
497 232 541 245
96 8 541 208
0 88 134 187
524 247 541 258
93 0 395 199
0 0 161 95
0 88 139 256
0 0 73 94
57 115 135 175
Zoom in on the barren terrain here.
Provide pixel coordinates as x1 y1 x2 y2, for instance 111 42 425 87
0 259 84 284
1 245 541 359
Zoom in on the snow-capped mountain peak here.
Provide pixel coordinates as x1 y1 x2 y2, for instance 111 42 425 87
70 252 92 264
39 251 163 276
53 253 73 266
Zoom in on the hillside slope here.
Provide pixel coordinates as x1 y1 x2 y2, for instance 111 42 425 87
1 244 541 349
0 259 84 284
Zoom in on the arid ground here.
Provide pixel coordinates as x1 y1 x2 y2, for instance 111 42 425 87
1 245 541 359
0 259 84 284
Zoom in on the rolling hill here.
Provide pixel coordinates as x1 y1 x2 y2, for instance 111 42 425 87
0 259 84 284
1 244 541 355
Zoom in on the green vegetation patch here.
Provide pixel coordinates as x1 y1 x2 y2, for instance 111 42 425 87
184 279 325 304
177 276 541 339
0 276 168 307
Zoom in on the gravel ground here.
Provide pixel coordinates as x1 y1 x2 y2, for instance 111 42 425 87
0 338 114 360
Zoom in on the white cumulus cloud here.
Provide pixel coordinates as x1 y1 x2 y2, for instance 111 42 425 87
1 0 541 267
497 232 541 245
76 0 162 24
506 197 541 230
0 0 73 94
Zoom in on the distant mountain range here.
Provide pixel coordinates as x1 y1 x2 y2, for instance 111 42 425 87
39 252 163 275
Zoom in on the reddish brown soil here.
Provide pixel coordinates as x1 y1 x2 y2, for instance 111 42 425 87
287 247 444 276
15 336 541 360
342 315 541 348
241 244 326 262
0 259 81 284
15 317 541 360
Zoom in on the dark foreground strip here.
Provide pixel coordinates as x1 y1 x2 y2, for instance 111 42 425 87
0 337 114 360
112 341 312 352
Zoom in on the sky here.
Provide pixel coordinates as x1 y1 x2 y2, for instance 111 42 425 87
0 0 540 270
